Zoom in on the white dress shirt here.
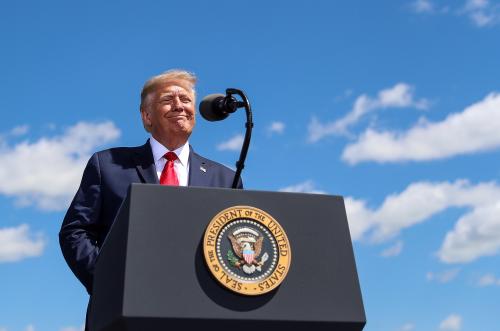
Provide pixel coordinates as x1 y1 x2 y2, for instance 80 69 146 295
149 136 190 186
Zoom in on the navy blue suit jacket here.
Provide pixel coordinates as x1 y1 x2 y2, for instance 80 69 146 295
59 140 241 294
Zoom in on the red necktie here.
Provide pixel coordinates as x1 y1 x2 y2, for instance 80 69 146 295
160 152 179 186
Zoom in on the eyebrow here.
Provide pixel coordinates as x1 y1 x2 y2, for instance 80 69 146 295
160 91 191 98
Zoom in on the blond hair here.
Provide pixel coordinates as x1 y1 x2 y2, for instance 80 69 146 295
140 69 197 110
139 69 197 132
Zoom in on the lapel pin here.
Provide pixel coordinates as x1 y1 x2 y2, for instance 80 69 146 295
200 166 207 173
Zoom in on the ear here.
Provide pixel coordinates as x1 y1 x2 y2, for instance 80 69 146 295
140 108 152 128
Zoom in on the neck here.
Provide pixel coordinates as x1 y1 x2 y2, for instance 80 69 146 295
152 134 188 151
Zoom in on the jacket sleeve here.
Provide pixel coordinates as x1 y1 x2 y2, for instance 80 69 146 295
59 153 103 294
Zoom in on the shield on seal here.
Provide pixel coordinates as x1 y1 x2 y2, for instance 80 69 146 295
243 249 254 264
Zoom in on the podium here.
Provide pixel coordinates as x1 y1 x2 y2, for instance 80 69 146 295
88 184 365 331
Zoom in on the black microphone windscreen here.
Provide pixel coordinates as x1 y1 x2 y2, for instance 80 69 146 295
199 94 228 121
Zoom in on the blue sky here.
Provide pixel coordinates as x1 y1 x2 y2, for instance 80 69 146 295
1 1 500 330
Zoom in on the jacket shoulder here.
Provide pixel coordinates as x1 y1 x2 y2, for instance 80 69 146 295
190 149 243 189
191 151 235 174
92 142 150 162
94 145 144 157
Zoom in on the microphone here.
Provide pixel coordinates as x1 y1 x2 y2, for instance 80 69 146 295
199 88 253 189
199 93 239 121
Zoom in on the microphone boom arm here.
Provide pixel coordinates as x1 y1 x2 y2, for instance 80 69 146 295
225 88 253 189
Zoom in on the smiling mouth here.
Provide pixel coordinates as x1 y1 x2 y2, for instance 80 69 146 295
167 115 188 119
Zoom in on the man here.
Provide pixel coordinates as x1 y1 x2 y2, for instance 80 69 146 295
59 69 242 296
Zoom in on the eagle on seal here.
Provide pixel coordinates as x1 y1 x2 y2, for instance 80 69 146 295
228 230 264 267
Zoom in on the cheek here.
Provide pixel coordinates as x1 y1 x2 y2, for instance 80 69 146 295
158 105 171 113
188 105 196 117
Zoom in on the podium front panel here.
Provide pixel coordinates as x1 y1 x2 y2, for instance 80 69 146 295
90 184 365 331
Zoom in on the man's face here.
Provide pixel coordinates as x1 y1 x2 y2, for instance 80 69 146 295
142 82 196 144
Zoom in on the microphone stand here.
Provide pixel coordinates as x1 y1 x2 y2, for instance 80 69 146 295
225 88 253 189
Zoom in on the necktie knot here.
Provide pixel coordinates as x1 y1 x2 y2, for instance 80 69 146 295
165 151 178 162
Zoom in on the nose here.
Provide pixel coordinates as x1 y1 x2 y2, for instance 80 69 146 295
172 96 183 111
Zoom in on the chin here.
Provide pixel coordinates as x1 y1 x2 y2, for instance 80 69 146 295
177 122 194 132
172 126 193 136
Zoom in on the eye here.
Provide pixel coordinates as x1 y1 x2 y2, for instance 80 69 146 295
160 96 173 104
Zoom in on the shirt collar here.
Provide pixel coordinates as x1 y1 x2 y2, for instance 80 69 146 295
149 136 190 166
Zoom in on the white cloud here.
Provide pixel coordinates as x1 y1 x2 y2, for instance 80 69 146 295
267 121 285 135
426 268 460 283
25 324 35 331
477 273 500 286
398 323 415 331
0 327 7 331
439 314 462 331
345 179 500 263
278 180 326 194
438 201 500 263
412 0 434 13
342 92 500 164
380 240 404 257
308 83 428 142
0 121 120 211
216 134 244 151
344 197 375 241
0 224 46 263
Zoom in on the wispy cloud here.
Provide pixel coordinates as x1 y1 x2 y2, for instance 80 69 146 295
397 323 416 331
439 314 462 331
477 273 500 286
24 324 35 331
342 92 500 164
411 0 500 27
345 180 500 263
380 240 404 257
10 125 30 136
334 89 354 102
216 134 244 151
0 122 120 211
267 121 285 135
426 269 460 283
308 83 428 142
463 0 500 27
278 180 326 194
0 224 46 263
412 0 435 13
0 125 30 144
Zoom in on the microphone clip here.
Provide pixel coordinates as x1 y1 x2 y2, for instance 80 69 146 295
215 88 247 118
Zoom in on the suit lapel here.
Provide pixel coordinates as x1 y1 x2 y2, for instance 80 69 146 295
188 146 211 187
133 140 159 184
133 142 211 186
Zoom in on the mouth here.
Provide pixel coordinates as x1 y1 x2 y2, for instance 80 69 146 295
167 115 188 119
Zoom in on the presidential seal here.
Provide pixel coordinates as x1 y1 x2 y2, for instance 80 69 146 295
203 206 291 296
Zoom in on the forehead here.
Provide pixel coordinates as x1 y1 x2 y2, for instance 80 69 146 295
155 80 194 97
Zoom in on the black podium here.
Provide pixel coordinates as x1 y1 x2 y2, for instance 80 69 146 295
88 184 365 331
